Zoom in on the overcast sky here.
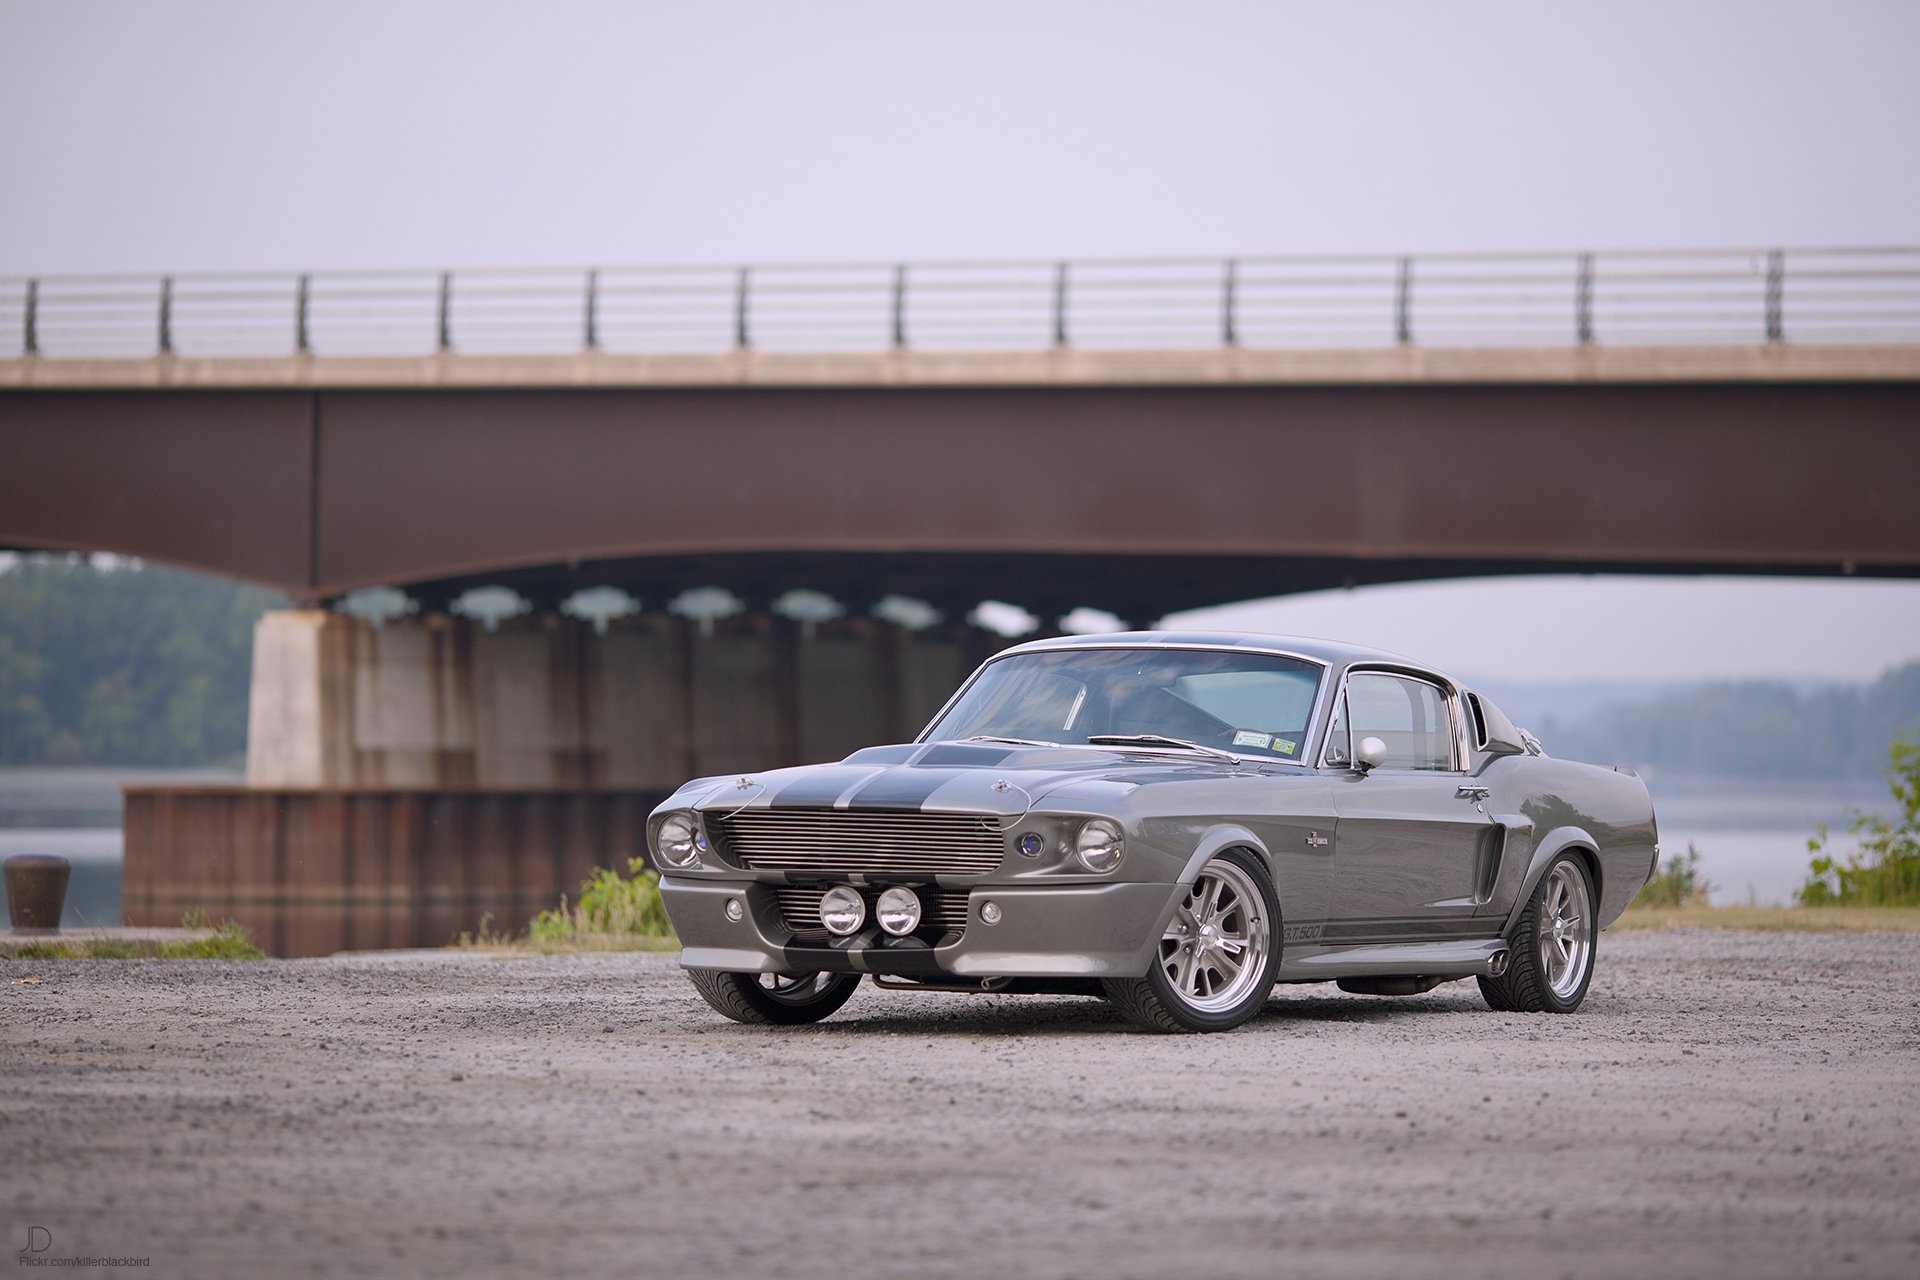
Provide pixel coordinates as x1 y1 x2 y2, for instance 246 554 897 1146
2 1 1916 680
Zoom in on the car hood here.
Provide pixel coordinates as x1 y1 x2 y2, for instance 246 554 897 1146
685 740 1306 818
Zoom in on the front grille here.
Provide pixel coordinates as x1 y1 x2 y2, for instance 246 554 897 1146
774 886 972 941
710 809 1005 877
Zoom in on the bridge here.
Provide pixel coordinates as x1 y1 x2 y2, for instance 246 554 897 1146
5 246 1919 953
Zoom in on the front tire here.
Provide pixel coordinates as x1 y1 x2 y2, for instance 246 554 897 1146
1479 853 1596 1013
686 969 861 1025
1102 848 1281 1033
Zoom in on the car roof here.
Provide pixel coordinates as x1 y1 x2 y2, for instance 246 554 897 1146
996 630 1457 682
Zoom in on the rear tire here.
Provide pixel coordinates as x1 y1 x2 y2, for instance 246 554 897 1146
1102 848 1281 1033
686 969 861 1025
1479 853 1596 1014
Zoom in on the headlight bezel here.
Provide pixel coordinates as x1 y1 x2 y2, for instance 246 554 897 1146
653 811 702 869
1073 817 1126 873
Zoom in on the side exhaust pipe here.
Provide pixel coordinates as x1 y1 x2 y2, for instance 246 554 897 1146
1486 948 1511 978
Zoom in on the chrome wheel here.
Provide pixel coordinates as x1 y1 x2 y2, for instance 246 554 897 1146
1157 859 1271 1013
1536 861 1593 1000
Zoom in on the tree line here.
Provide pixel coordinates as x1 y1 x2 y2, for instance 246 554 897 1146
1 556 1916 776
1541 662 1920 779
0 557 283 767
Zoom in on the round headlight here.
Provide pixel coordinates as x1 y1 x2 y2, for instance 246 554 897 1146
1074 818 1125 873
818 886 867 936
655 813 699 868
875 887 923 936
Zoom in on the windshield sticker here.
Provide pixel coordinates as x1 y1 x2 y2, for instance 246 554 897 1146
1275 738 1297 755
1232 730 1273 750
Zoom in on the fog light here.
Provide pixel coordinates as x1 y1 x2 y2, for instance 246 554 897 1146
819 886 866 936
980 900 1002 926
875 887 923 936
1016 831 1045 858
724 897 744 922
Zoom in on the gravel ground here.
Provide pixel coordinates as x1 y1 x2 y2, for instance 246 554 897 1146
3 930 1918 1280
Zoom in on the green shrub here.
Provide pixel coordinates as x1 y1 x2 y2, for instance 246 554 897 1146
1798 734 1920 907
1633 841 1710 908
527 859 676 947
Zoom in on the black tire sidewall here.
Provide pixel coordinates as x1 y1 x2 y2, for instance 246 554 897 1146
692 969 861 1025
1529 854 1597 1014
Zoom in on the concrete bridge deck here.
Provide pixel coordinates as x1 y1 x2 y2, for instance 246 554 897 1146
5 342 1918 389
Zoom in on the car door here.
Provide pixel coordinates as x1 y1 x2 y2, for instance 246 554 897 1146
1323 670 1492 943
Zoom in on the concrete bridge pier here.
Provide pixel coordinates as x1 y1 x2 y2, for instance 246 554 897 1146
243 607 998 787
123 606 1006 955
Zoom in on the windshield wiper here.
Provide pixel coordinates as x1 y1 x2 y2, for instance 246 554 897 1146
1086 734 1242 764
962 735 1060 748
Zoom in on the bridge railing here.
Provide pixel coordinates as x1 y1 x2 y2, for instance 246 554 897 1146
2 247 1917 360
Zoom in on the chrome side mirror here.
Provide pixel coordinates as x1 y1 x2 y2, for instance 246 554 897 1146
1356 736 1388 771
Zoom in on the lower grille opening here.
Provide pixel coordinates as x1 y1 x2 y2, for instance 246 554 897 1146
773 886 970 943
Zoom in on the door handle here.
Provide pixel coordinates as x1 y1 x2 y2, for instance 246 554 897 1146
1454 785 1490 801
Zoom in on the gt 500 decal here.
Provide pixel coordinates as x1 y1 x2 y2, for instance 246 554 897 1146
1283 922 1324 943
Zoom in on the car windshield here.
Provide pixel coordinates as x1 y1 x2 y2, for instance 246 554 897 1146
924 647 1323 763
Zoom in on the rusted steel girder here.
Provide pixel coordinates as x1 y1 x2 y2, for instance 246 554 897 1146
2 382 1917 617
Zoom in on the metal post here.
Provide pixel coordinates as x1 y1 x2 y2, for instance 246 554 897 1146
890 264 908 350
295 274 311 355
734 266 751 351
1764 249 1785 343
22 279 37 356
158 276 174 355
1221 258 1239 347
1052 261 1070 348
436 272 453 352
1393 257 1412 346
584 269 600 351
1575 253 1594 345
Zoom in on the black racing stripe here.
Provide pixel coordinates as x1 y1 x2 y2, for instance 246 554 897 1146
1323 917 1490 943
844 767 971 811
777 940 948 978
758 766 887 809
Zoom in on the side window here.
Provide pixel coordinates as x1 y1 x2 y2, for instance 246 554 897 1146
1345 674 1455 770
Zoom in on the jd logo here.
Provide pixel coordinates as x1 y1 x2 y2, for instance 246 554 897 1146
20 1225 52 1257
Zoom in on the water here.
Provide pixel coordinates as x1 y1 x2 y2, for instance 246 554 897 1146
0 767 1896 942
0 767 236 929
1643 773 1888 905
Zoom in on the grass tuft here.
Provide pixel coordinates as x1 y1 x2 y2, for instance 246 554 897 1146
1633 841 1711 909
1614 903 1920 932
5 916 264 960
456 860 678 954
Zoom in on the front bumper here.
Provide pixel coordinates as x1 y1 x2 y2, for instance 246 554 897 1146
660 877 1175 979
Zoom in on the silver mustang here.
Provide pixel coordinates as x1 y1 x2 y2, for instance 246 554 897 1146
650 632 1657 1033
